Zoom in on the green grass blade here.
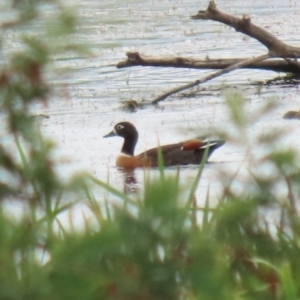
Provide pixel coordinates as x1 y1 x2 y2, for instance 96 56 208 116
185 142 209 209
15 134 28 168
87 175 134 205
202 185 210 227
156 138 165 181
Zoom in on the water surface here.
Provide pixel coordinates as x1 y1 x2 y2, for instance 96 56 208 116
2 0 300 226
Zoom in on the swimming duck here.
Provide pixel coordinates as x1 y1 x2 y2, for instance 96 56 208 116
103 122 225 168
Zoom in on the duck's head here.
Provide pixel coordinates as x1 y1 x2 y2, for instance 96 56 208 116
104 122 138 156
104 122 138 139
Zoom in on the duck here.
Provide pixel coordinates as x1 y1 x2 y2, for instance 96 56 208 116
103 122 225 168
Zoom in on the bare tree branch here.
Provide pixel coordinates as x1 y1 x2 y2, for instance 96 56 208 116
191 1 300 58
116 0 300 104
117 52 300 73
151 54 269 104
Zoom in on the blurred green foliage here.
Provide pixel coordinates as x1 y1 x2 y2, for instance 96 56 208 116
1 1 300 299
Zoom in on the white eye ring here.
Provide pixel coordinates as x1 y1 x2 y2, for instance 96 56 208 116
116 124 124 130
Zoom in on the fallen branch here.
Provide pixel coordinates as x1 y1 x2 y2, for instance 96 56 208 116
117 1 300 104
117 52 300 73
151 54 269 104
191 1 300 58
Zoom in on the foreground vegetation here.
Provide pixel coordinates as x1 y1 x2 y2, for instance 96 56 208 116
1 1 300 299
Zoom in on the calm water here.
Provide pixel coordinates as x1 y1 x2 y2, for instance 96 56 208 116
1 0 300 226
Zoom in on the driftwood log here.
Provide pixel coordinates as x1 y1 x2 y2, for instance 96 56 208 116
117 53 300 73
116 1 300 104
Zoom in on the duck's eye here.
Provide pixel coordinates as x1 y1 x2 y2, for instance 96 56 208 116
116 124 124 130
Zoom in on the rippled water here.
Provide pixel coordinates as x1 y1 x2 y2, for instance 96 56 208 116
1 0 300 224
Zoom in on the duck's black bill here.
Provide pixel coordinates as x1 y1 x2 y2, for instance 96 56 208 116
103 130 117 138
